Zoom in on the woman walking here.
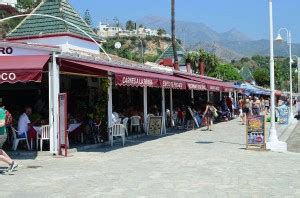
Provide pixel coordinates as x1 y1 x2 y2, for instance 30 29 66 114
203 101 216 131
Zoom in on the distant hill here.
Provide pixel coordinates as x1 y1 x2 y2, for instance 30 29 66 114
138 15 300 61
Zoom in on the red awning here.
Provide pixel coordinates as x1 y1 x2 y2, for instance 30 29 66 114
176 74 225 92
0 55 50 84
61 59 201 89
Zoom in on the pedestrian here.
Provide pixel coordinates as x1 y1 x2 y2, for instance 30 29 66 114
252 97 261 116
0 105 18 173
203 101 217 131
243 98 251 119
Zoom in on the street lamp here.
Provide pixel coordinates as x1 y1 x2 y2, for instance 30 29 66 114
275 28 296 123
266 0 287 152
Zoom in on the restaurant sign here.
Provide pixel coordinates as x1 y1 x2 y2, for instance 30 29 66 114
115 74 158 87
208 85 221 92
187 83 206 91
160 80 186 89
0 71 42 84
246 115 266 149
0 47 13 55
223 87 234 92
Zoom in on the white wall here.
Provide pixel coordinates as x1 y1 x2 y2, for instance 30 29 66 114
0 0 17 7
20 36 99 54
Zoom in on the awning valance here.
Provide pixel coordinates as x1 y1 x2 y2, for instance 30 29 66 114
175 74 231 92
61 59 205 90
0 55 50 84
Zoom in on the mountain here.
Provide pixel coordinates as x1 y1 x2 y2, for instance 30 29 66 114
137 15 300 61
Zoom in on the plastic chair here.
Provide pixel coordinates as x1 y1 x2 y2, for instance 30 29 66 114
110 124 127 146
36 125 50 151
130 116 141 133
11 127 30 151
122 117 129 136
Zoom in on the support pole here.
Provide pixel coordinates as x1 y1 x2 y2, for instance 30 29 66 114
48 61 54 154
234 90 237 107
207 90 210 102
107 76 113 142
162 88 166 134
191 89 194 104
220 91 222 100
52 52 60 155
170 88 173 127
143 86 148 133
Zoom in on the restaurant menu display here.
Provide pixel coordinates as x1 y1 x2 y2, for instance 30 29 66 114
58 93 68 156
148 116 163 135
246 115 266 149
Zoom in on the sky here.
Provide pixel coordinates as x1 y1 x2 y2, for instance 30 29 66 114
70 0 300 42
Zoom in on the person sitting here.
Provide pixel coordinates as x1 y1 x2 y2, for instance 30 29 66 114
17 107 32 138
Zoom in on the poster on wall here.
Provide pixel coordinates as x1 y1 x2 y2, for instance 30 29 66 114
148 116 163 135
246 115 266 149
58 93 68 156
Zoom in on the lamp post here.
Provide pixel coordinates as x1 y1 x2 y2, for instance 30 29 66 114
266 0 287 152
275 28 296 123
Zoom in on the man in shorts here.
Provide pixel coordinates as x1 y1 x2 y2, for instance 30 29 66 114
0 106 17 172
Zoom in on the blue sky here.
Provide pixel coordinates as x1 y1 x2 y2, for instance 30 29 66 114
70 0 300 42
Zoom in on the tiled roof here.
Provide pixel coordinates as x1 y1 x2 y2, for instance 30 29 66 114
7 0 100 42
157 42 186 66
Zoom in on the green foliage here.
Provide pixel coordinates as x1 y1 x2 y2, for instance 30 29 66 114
83 9 92 26
198 49 219 76
125 20 135 31
210 64 243 81
16 0 41 13
96 78 109 122
157 28 166 36
186 51 200 74
253 68 270 87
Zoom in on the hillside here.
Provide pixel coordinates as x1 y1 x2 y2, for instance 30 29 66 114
138 15 300 60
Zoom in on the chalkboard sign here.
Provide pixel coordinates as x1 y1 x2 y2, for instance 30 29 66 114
58 93 68 156
246 115 266 149
148 116 163 135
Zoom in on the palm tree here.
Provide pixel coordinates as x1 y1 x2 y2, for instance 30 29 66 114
171 0 179 70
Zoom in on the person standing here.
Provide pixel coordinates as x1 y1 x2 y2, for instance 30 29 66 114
0 106 17 172
252 97 261 116
203 102 216 131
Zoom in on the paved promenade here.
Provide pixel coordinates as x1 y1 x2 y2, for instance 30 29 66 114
288 121 300 153
1 119 300 197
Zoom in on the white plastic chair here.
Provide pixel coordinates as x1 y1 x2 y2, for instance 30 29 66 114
36 125 50 151
11 127 30 151
110 124 127 146
122 117 129 136
130 116 141 133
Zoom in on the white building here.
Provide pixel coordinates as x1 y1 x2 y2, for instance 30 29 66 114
98 22 123 38
0 0 17 7
98 21 170 38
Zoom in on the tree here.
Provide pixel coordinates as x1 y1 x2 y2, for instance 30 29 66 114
157 28 166 36
253 68 270 87
125 20 135 31
186 52 199 73
171 0 179 69
16 0 41 13
83 9 92 26
210 64 243 81
198 49 219 76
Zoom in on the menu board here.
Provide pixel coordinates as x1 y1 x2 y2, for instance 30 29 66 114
58 93 68 156
148 116 163 135
246 115 266 149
